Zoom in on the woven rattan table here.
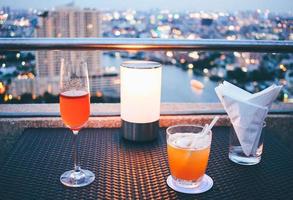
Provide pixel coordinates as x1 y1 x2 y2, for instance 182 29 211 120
0 127 292 200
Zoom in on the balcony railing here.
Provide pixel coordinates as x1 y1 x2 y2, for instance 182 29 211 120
0 38 292 117
0 38 293 52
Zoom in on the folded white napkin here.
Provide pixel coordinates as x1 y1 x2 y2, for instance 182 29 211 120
215 81 282 156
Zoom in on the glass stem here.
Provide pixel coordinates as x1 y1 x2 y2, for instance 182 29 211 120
72 130 81 172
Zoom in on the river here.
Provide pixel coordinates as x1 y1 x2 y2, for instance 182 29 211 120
103 55 220 103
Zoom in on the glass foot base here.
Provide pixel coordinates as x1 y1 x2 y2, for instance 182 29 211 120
229 153 261 165
60 169 95 187
166 174 213 194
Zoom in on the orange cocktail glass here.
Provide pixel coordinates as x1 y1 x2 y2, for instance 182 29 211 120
59 59 94 188
166 125 212 189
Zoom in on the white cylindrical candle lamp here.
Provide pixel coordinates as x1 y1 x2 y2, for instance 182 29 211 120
120 61 162 142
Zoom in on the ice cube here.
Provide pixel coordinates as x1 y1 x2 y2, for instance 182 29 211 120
190 134 210 149
169 132 210 149
170 133 194 148
175 136 192 148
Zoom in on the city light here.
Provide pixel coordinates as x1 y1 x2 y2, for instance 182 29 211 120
284 93 289 102
188 64 194 69
203 68 209 74
4 94 9 102
96 91 103 97
188 52 199 60
218 71 225 78
0 82 5 94
180 58 186 64
16 53 20 58
114 52 121 58
171 59 176 64
189 12 200 19
87 24 93 29
166 51 173 57
113 12 120 19
17 74 28 79
114 30 121 36
21 61 26 66
150 15 156 24
233 52 241 58
241 67 248 72
125 13 134 21
226 35 237 40
28 73 35 79
279 64 287 72
228 25 235 31
157 14 163 20
13 18 30 27
0 13 8 24
2 63 5 68
47 84 52 93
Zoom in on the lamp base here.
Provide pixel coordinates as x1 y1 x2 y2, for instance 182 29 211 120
121 120 159 142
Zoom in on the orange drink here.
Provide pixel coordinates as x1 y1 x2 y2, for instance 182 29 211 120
166 125 213 191
167 141 210 181
60 90 90 130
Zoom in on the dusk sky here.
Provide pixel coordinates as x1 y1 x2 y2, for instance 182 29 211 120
1 0 293 13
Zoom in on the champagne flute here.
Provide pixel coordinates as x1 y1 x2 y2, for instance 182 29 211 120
59 58 95 187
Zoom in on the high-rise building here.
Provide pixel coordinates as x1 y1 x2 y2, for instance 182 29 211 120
35 5 102 78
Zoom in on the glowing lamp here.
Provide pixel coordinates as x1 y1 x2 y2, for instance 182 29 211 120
120 61 162 141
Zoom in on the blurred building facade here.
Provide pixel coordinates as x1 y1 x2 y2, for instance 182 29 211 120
8 5 121 100
35 5 102 78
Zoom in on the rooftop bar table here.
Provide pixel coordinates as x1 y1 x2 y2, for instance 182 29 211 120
0 127 292 200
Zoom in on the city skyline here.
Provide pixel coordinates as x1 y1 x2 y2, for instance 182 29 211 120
0 5 292 103
1 0 293 13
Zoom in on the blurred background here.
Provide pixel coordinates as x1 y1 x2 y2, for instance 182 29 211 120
0 0 292 104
